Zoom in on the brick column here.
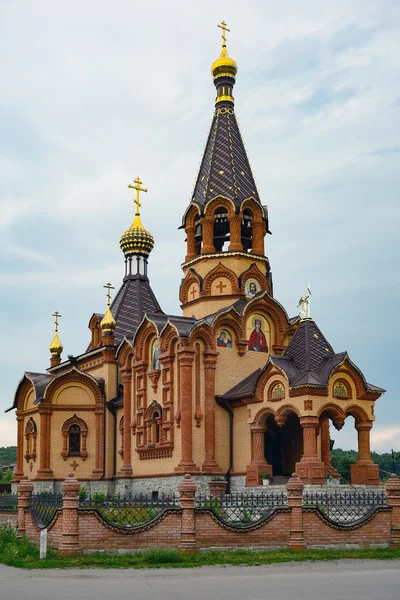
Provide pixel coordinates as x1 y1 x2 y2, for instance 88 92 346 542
295 416 325 484
91 407 104 479
201 218 215 254
245 424 272 487
36 408 53 479
351 421 379 485
14 413 24 480
251 221 265 255
286 473 305 550
17 476 33 539
59 472 80 556
320 417 331 465
119 367 133 477
386 474 400 548
176 346 198 471
178 474 198 553
185 226 197 261
228 215 243 252
202 351 220 472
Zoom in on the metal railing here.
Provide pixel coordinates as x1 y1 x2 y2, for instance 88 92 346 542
29 493 63 528
79 493 180 529
303 489 388 526
0 494 18 511
196 492 288 529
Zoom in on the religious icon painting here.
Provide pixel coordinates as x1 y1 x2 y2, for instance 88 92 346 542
151 339 161 370
245 278 261 298
247 315 269 353
216 328 233 348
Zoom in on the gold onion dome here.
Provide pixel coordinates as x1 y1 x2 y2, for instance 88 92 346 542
100 305 116 332
211 45 237 80
211 21 237 80
120 214 155 257
120 176 154 257
49 332 63 356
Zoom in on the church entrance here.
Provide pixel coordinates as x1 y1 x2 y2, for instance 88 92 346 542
264 413 303 477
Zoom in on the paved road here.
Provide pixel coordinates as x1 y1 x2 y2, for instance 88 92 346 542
1 559 399 600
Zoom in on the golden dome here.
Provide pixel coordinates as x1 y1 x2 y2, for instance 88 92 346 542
49 332 63 356
120 214 155 257
211 45 238 81
100 305 116 332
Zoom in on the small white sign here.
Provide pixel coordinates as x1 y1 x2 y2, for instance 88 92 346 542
40 528 48 560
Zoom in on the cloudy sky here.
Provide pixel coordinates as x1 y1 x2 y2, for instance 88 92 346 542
1 0 399 453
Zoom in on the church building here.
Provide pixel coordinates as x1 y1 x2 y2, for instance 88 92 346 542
8 24 385 493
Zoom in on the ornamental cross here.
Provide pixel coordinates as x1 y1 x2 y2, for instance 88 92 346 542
218 20 230 46
52 311 62 333
128 176 148 217
103 282 115 307
298 284 311 319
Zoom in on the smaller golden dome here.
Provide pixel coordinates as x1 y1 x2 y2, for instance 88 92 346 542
49 332 63 356
120 214 155 257
100 305 116 332
211 45 238 81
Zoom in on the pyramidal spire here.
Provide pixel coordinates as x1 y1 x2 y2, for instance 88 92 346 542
182 22 267 227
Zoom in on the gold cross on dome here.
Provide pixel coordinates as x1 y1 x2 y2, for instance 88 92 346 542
52 311 62 333
128 176 148 217
103 282 115 307
218 20 230 46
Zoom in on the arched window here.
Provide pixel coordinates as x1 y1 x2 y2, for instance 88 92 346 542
194 215 202 255
61 415 88 461
152 411 161 444
213 207 229 252
241 209 253 252
69 424 81 455
24 418 37 462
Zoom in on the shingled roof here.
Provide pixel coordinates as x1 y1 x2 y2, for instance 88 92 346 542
111 275 163 345
220 318 384 401
183 108 268 226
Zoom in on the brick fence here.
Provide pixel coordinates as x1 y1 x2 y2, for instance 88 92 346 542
16 472 400 556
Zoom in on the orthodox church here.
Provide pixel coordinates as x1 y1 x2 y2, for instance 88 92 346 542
8 24 384 493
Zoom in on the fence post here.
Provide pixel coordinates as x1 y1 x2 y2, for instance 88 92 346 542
59 472 80 556
286 472 305 550
178 474 198 553
386 473 400 547
17 476 33 539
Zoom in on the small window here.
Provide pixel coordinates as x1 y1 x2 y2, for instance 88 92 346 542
69 424 81 455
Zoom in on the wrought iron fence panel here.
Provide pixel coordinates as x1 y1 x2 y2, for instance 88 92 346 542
0 494 17 510
303 489 388 525
79 493 180 529
196 492 288 529
29 493 63 528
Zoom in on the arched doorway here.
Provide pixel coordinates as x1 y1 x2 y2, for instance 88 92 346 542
264 413 303 477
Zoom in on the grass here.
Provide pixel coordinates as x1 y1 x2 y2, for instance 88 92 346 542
1 527 400 570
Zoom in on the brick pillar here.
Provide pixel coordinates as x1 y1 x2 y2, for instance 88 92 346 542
201 218 215 254
386 474 400 548
17 476 33 539
14 413 24 480
176 346 198 471
351 421 379 485
202 351 220 472
251 221 265 255
178 474 198 553
320 417 331 465
286 472 305 550
228 215 243 252
295 416 325 484
119 367 133 477
185 226 197 261
245 424 272 487
36 407 53 479
59 473 80 556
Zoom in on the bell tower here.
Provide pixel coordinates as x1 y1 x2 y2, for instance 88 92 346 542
180 22 273 320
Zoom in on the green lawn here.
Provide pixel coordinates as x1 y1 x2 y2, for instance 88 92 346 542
1 527 399 569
